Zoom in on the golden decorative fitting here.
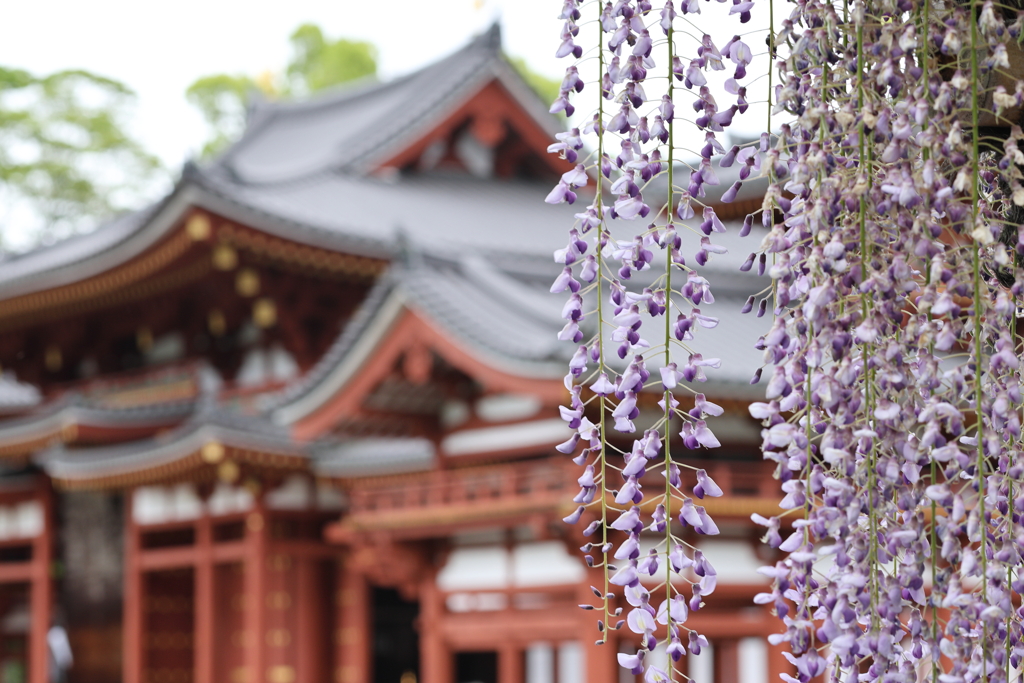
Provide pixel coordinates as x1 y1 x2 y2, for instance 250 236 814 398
186 214 211 241
246 511 264 532
45 346 62 372
201 442 225 464
266 591 292 610
267 666 295 683
235 268 260 297
208 309 227 337
253 298 276 328
218 460 240 483
212 244 238 270
230 667 249 683
400 672 417 683
136 327 153 353
265 629 291 647
268 554 291 572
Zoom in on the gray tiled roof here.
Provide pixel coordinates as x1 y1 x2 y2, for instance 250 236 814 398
210 24 560 184
313 437 435 478
0 399 194 444
195 166 582 260
0 373 41 410
36 407 300 482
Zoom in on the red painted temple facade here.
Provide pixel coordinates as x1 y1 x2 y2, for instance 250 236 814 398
0 26 789 683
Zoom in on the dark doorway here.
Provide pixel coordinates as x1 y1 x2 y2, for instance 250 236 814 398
455 651 498 683
372 588 419 683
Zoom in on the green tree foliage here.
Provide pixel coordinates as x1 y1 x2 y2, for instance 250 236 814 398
285 24 377 96
185 74 259 160
187 24 378 159
0 67 162 245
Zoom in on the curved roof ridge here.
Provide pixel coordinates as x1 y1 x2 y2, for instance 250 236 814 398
243 23 500 120
211 24 520 185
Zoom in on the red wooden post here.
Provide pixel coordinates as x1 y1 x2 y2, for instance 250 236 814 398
498 645 522 683
419 572 451 683
295 556 319 683
28 481 52 683
714 639 739 683
124 490 144 683
245 496 269 683
335 560 371 683
195 511 215 683
577 581 616 683
766 618 791 683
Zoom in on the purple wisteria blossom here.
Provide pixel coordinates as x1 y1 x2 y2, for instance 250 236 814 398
548 0 754 681
741 0 1024 679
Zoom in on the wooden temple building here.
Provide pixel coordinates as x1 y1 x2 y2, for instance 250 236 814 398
0 25 787 683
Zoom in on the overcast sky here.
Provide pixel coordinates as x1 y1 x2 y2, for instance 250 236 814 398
0 0 563 171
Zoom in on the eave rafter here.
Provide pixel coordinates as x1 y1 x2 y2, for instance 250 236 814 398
50 439 308 492
0 209 388 333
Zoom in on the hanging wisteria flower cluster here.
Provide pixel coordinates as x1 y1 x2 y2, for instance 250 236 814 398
550 0 1024 679
749 0 1024 679
548 0 758 681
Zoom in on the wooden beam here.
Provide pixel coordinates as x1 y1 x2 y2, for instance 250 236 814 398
212 541 247 564
0 561 35 583
138 545 199 570
268 540 339 559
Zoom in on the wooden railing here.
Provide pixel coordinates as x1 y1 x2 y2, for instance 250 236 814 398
338 456 779 538
347 458 574 515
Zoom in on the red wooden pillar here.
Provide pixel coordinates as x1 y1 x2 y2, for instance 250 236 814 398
245 496 269 683
124 490 145 683
577 582 615 683
714 639 739 683
419 572 451 683
766 619 791 683
28 482 52 683
498 645 522 683
335 560 371 683
295 556 324 683
195 511 215 683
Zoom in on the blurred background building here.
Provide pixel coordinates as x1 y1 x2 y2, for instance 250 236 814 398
0 26 782 683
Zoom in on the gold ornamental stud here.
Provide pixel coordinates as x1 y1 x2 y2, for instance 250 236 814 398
235 268 260 297
213 244 238 270
186 214 211 241
253 298 277 328
201 442 224 464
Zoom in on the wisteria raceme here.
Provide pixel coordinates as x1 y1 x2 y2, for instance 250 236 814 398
548 0 757 681
746 0 1024 679
550 0 1024 680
